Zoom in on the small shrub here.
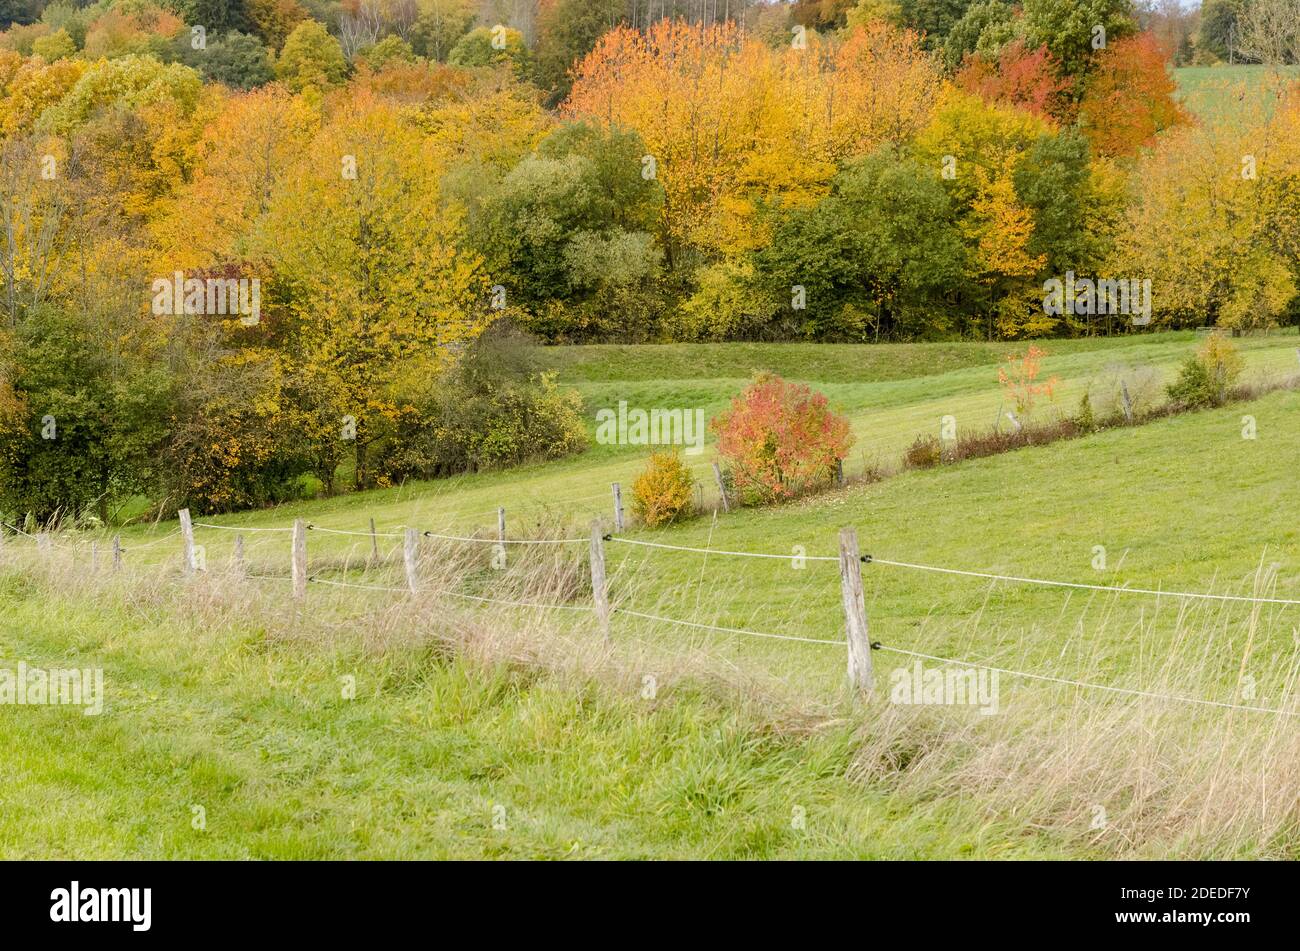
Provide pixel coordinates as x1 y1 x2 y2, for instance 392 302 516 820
1167 333 1243 408
997 345 1059 417
631 450 695 527
1075 391 1095 432
388 322 589 479
904 433 942 469
858 453 888 484
711 372 854 505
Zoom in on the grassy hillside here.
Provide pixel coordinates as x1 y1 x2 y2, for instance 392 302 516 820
5 331 1300 858
91 330 1298 545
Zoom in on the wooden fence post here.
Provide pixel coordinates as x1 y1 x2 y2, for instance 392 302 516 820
838 527 873 692
178 508 195 575
232 534 244 576
590 520 610 641
369 517 379 564
497 507 507 568
836 459 845 487
611 483 624 533
291 518 307 600
91 542 98 572
403 527 419 595
712 462 730 513
37 533 50 557
112 534 121 571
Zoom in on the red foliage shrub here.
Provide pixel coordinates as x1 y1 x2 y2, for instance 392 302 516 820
710 372 853 505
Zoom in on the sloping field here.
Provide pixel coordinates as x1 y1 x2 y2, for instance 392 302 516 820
4 331 1300 858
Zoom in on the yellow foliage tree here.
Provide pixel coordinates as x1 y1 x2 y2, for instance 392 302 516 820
252 93 491 487
151 85 320 270
1112 91 1300 331
564 19 941 261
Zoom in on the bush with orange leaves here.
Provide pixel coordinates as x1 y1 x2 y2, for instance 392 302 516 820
711 373 854 506
631 450 696 527
998 345 1060 417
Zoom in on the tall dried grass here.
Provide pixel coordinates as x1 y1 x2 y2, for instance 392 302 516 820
5 526 1300 858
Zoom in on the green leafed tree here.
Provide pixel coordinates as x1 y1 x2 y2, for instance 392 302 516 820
447 24 533 81
943 0 1014 68
275 18 347 91
754 147 967 341
1019 0 1137 77
0 305 172 525
190 31 276 88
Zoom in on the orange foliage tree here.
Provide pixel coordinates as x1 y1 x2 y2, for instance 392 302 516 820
955 41 1074 124
998 345 1059 416
1078 33 1188 158
563 19 941 261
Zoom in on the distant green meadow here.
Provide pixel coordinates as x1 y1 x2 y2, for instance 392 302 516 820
1175 64 1300 124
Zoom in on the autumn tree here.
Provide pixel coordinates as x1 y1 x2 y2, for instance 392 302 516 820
275 18 347 91
251 94 491 488
565 20 942 265
1111 95 1297 331
955 39 1074 122
245 0 307 50
151 83 318 269
1077 32 1187 157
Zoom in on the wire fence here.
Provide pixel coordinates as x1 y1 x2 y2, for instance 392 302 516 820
5 505 1299 720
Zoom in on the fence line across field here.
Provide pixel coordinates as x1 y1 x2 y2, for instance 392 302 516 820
188 515 1300 720
8 505 1300 718
10 501 1300 611
238 567 1300 719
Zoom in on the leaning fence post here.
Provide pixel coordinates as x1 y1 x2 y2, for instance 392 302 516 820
112 534 121 571
178 508 195 575
369 517 379 564
403 527 419 595
38 533 50 557
590 520 610 641
838 527 873 692
712 462 730 513
611 483 624 533
1120 381 1134 423
291 518 307 600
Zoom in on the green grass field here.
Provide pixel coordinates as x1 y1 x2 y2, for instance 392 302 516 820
1175 64 1300 125
4 330 1300 859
